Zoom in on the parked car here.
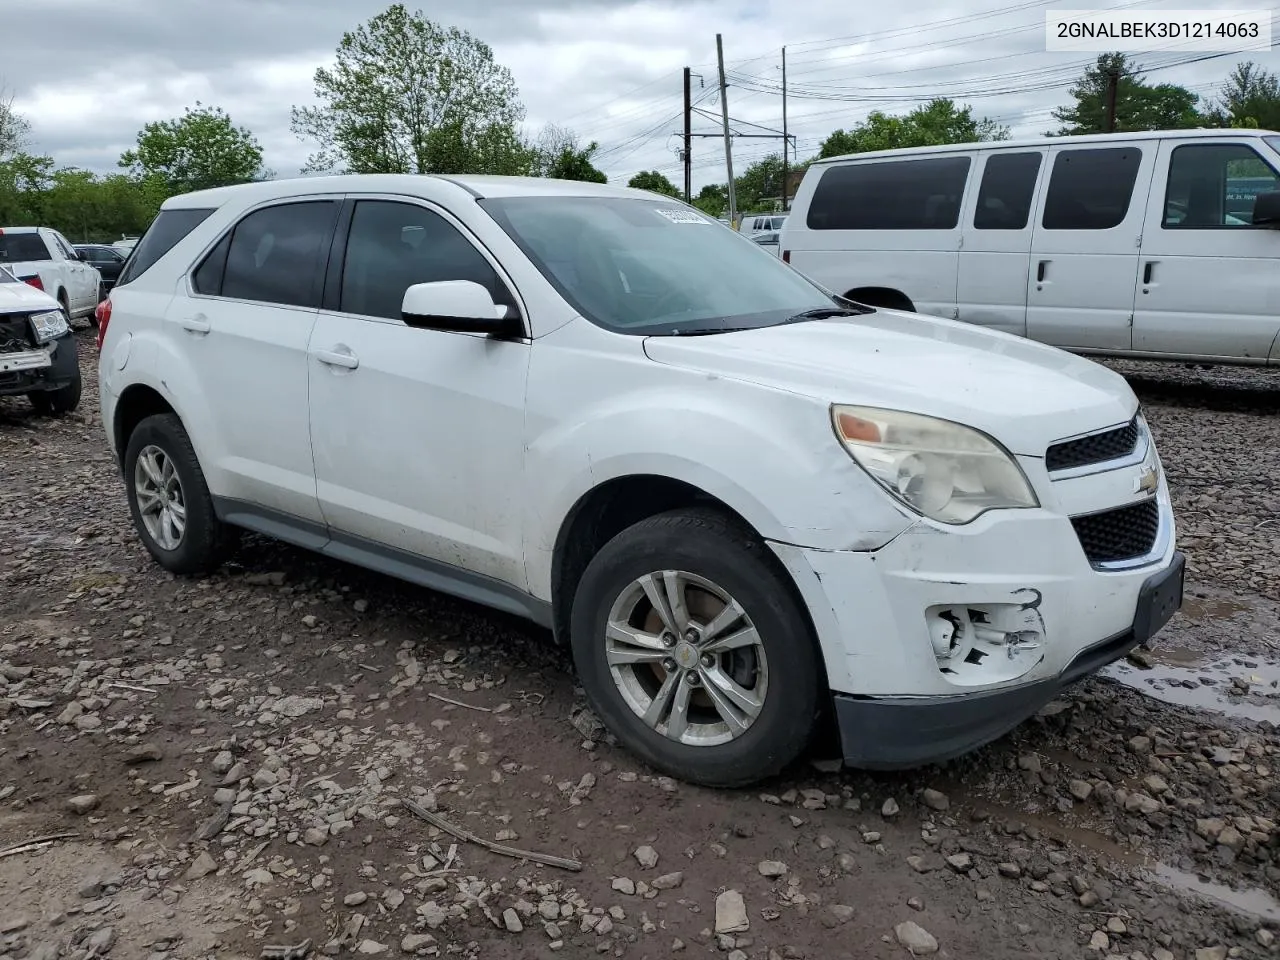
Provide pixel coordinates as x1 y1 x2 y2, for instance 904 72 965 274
0 227 102 326
742 214 787 235
781 128 1280 366
113 236 140 253
75 244 128 294
96 175 1184 787
0 263 82 413
752 230 781 256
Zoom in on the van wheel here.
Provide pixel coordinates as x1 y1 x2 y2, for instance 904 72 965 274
123 413 238 575
570 509 822 788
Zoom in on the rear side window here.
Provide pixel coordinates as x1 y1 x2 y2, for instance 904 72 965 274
974 152 1043 230
806 156 972 230
210 201 339 308
1042 148 1142 230
0 232 52 262
116 207 215 285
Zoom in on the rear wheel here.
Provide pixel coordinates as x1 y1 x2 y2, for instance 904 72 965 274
123 413 238 575
570 509 823 787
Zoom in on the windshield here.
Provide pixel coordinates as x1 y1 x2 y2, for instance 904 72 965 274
479 197 840 335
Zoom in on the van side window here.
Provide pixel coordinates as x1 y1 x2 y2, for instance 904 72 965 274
974 152 1043 230
1163 143 1280 228
1042 148 1142 230
806 157 972 230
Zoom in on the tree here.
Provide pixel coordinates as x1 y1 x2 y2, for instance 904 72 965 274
693 183 727 216
1204 62 1280 130
627 170 680 197
120 103 265 194
1 85 30 162
820 98 1009 158
291 4 528 175
531 124 607 182
1051 53 1202 135
734 154 786 211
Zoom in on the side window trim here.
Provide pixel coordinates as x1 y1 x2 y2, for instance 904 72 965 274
187 197 341 309
319 193 529 338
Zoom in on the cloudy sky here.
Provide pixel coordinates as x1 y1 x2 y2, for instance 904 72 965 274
6 0 1273 192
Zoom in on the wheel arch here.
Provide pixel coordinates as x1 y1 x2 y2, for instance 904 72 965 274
112 382 178 468
844 286 915 312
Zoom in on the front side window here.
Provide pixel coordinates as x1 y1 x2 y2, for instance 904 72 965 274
1042 147 1142 230
974 152 1043 230
481 196 849 336
806 156 972 230
339 200 510 320
213 201 339 307
1163 143 1280 227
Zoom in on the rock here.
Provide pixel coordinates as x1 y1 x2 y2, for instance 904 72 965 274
79 877 106 899
1090 931 1110 951
671 939 686 952
1194 949 1228 960
1018 753 1042 774
211 751 234 774
67 794 100 815
715 890 749 934
1107 918 1127 935
503 908 523 933
0 916 30 934
825 905 854 927
882 798 900 818
1079 892 1101 908
1154 951 1175 960
345 892 369 907
1129 736 1152 754
252 767 278 789
894 922 938 955
946 853 973 873
221 762 246 785
1256 930 1275 948
184 852 218 881
634 845 659 869
1124 793 1161 816
1196 819 1226 840
1216 827 1245 852
270 695 324 718
1069 780 1094 802
87 926 117 955
124 743 163 764
758 861 788 878
401 935 433 953
304 828 329 846
357 941 387 955
611 877 635 895
998 863 1022 879
1144 774 1170 795
58 702 84 725
652 872 684 890
419 902 447 929
384 890 405 910
921 789 949 811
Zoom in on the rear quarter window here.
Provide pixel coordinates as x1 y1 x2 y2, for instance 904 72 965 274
116 207 217 286
0 232 52 262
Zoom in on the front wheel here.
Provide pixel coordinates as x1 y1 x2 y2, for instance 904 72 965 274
28 368 82 415
570 509 823 787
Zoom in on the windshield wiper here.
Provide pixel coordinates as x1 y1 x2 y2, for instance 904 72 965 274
667 327 754 336
783 305 872 323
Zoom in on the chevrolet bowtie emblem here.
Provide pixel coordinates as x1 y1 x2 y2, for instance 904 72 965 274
1135 465 1159 494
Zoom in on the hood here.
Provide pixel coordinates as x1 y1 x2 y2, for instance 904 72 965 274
0 278 59 313
641 309 1138 457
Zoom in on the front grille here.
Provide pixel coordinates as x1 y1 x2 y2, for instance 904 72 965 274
1046 418 1139 472
1071 497 1160 565
0 315 33 354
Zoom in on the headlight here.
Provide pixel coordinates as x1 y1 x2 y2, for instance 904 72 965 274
29 310 69 343
831 404 1039 524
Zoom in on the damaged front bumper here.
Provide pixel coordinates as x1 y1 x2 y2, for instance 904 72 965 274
0 336 77 397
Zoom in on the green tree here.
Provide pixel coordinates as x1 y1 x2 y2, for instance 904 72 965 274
1 85 31 163
530 124 606 182
292 4 528 175
1051 53 1202 135
820 98 1009 158
693 183 727 216
1204 62 1280 130
627 170 680 197
0 152 52 223
734 154 787 211
120 102 265 194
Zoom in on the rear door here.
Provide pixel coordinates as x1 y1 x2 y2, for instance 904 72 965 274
1026 142 1156 351
1132 137 1280 361
956 149 1047 338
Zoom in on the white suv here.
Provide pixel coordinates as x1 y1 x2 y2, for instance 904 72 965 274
96 175 1184 787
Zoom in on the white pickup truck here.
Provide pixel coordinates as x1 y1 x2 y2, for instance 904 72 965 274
0 226 102 325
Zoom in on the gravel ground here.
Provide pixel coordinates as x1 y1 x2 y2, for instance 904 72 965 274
1 333 1278 960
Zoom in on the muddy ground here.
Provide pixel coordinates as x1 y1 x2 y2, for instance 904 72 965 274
1 332 1278 960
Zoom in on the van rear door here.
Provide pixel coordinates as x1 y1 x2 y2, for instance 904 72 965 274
1025 142 1156 351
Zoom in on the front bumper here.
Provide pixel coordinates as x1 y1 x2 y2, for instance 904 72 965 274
831 551 1184 768
0 335 78 397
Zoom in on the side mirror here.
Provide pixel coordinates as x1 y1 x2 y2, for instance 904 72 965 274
1251 191 1280 227
401 280 522 337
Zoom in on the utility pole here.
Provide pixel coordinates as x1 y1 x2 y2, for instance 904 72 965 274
683 67 692 203
1104 67 1119 133
781 46 789 212
716 33 737 227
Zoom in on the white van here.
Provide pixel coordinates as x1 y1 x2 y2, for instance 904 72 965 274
781 128 1280 366
742 214 788 235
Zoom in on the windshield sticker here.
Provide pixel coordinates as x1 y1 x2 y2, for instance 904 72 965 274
654 208 710 224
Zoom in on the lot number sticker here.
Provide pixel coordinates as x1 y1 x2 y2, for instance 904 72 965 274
654 208 709 224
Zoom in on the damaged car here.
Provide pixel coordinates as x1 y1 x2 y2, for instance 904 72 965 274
0 263 81 414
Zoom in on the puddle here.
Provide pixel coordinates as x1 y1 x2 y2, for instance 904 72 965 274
1102 651 1280 726
1180 595 1251 621
1148 864 1280 924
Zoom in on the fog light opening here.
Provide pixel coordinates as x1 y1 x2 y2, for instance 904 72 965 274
926 602 1046 687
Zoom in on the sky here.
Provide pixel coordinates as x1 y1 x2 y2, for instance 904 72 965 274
3 0 1274 193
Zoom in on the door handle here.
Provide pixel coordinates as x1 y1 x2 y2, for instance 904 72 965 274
180 315 210 334
314 347 359 370
1036 260 1048 282
1143 261 1156 284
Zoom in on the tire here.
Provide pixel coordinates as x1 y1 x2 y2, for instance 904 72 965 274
570 509 823 788
28 368 82 415
123 413 238 575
